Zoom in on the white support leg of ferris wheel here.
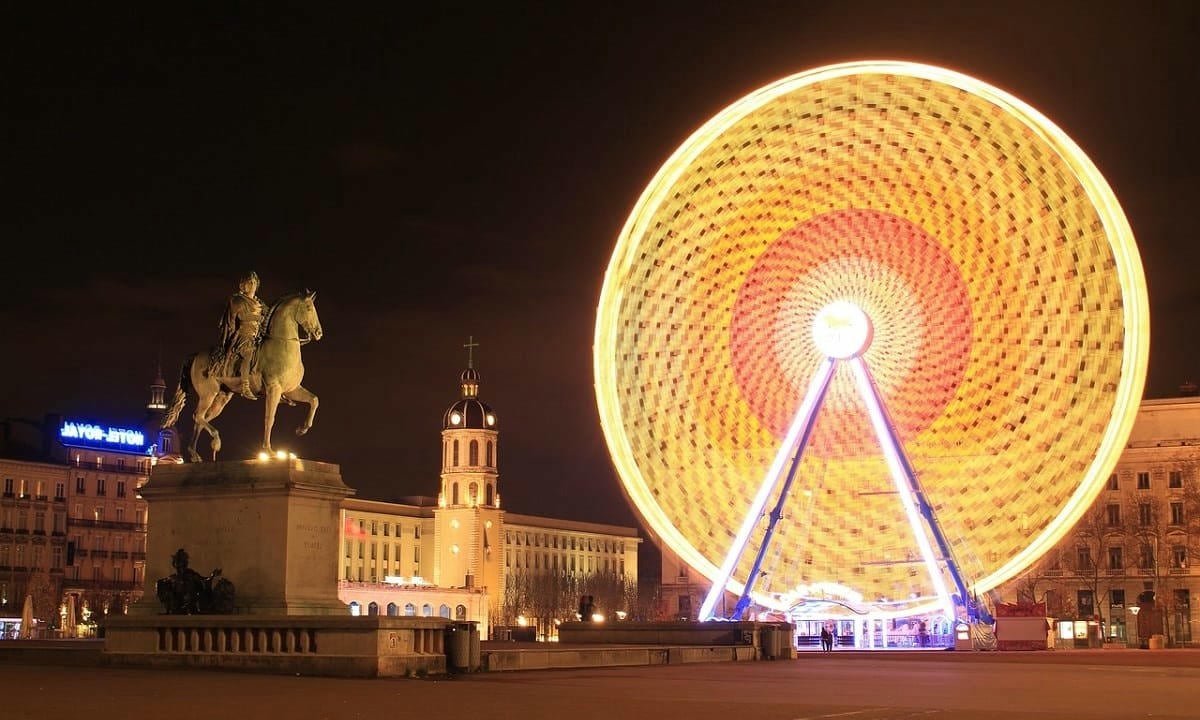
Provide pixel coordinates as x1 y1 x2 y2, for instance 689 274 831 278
696 357 836 622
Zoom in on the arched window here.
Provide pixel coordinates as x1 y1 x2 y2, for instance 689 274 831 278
452 440 459 466
348 601 361 616
367 601 379 616
469 440 479 465
486 483 494 507
404 603 416 616
456 604 467 620
421 603 432 617
386 602 398 616
486 441 493 467
444 441 448 469
469 482 479 506
439 604 451 618
452 483 459 506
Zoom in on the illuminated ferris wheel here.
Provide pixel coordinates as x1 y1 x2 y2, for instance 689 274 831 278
593 62 1148 621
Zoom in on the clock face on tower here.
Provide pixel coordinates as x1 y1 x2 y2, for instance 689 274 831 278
811 301 872 359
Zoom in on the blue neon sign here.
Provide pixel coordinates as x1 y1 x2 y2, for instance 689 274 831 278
58 420 150 453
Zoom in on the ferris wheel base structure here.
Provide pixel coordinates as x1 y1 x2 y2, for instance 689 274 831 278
594 61 1150 630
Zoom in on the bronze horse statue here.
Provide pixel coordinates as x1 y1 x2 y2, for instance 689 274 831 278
162 291 323 461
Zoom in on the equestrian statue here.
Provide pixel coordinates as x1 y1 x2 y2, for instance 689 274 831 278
161 271 324 462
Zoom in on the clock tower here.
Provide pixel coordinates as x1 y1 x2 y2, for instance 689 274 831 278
433 338 504 617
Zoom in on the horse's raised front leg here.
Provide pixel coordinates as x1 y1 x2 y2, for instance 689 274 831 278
283 384 319 436
262 381 283 453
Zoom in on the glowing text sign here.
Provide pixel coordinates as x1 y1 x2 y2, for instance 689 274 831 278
58 421 148 452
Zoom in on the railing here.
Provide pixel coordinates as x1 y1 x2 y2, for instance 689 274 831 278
71 461 150 477
131 552 147 561
68 519 147 532
92 550 110 558
112 551 130 560
61 579 141 591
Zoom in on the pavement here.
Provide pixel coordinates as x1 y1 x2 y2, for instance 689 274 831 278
1 647 1199 720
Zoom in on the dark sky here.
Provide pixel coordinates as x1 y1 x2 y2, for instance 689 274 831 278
3 3 1198 538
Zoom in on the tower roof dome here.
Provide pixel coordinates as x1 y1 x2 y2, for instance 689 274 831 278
444 357 497 430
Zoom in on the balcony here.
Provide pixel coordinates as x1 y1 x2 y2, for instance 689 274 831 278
131 552 146 562
111 551 130 560
67 518 147 532
92 550 110 558
70 461 149 477
61 579 141 592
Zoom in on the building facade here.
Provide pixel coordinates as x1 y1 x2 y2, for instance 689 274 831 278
0 370 170 636
338 362 640 639
999 396 1200 646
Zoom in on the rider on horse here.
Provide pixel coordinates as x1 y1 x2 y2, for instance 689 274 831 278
218 271 265 400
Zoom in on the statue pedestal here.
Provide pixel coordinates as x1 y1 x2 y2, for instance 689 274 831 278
132 458 353 616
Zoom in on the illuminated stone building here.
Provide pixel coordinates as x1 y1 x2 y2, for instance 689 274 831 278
997 395 1200 646
0 370 168 636
338 360 640 638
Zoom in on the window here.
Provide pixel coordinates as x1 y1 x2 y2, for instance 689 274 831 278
117 480 126 498
2 478 11 496
383 544 389 562
469 440 479 466
452 440 459 466
76 477 85 494
52 546 62 569
469 482 478 506
1169 470 1183 489
1111 588 1125 609
55 482 65 499
486 441 493 467
486 484 494 506
358 542 364 559
1171 502 1185 525
413 546 420 563
34 511 45 533
1106 504 1121 526
115 507 124 522
1136 472 1150 490
1077 590 1095 617
1138 503 1152 526
1172 546 1188 569
1108 547 1123 570
135 509 145 526
452 483 459 505
371 521 377 536
345 566 351 580
370 544 376 560
1139 544 1155 569
1077 547 1093 570
96 478 106 496
383 523 390 537
414 526 420 539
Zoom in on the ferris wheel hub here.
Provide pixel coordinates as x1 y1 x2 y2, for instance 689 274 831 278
812 301 873 359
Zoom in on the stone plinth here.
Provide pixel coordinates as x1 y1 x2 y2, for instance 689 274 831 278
133 458 353 616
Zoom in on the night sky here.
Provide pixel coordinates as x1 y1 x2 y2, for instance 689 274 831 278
3 4 1198 544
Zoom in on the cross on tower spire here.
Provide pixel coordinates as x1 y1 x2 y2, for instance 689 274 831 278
464 336 479 369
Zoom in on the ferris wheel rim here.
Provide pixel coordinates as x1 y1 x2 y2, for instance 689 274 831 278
594 60 1149 616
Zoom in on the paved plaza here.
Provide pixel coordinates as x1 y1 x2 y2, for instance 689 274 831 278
2 649 1198 720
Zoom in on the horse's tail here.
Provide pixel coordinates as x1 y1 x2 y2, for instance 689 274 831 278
161 354 196 430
